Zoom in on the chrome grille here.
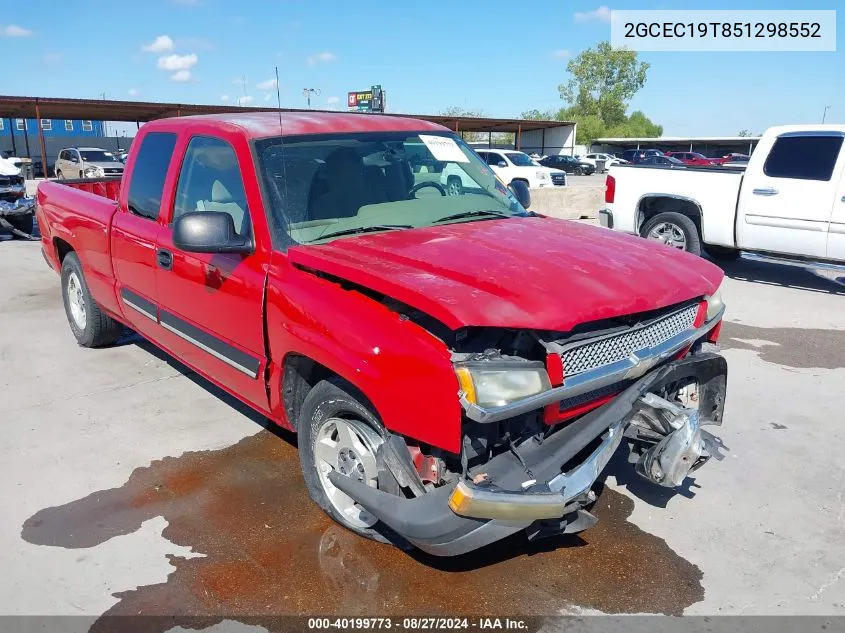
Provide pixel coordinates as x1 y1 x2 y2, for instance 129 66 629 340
550 172 567 186
561 304 698 377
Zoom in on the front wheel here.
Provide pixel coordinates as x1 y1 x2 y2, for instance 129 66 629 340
446 176 463 196
574 166 583 176
56 170 64 180
60 253 124 347
640 212 702 256
298 378 396 543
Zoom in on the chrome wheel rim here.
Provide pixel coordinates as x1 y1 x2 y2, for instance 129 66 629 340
66 272 87 329
647 222 687 249
314 417 382 529
447 180 461 196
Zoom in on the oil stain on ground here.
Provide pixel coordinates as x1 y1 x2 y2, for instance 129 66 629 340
719 321 845 369
22 431 703 632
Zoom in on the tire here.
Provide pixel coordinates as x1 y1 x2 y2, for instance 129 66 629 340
446 176 463 196
60 252 123 347
640 212 702 256
56 170 64 180
298 377 397 544
704 245 741 261
574 167 583 176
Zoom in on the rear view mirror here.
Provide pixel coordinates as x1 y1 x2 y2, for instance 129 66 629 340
497 161 508 168
173 212 253 254
508 180 531 209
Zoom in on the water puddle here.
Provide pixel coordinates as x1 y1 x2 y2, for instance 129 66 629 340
22 430 703 631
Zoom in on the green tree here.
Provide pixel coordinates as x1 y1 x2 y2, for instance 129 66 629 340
738 129 754 137
559 41 650 127
440 106 487 141
520 108 556 121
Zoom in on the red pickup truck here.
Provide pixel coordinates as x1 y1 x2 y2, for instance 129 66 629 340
36 112 727 556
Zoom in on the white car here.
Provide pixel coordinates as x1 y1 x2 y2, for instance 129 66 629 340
580 153 627 171
476 149 566 188
601 124 845 264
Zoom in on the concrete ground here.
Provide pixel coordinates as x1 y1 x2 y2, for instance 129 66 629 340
1 236 844 625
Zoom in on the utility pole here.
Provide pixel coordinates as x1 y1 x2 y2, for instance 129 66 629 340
823 105 831 124
100 93 108 137
302 88 320 109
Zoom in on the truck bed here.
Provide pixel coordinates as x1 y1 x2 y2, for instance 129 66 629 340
37 177 122 311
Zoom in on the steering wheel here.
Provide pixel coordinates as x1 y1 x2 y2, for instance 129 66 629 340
408 181 447 199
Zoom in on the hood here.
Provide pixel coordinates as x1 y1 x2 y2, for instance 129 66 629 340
288 217 723 332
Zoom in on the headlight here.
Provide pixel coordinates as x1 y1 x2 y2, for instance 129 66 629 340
536 171 548 180
83 167 102 178
455 362 551 408
705 283 725 321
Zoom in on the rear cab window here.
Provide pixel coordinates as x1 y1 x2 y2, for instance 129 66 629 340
763 133 845 181
127 132 178 220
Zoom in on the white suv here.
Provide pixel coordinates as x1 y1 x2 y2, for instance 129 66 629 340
475 150 566 189
580 153 627 172
54 147 125 180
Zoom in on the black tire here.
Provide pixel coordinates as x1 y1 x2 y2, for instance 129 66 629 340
640 211 702 257
704 245 741 261
60 252 123 347
297 377 397 544
574 166 583 176
56 170 63 180
7 213 34 237
446 176 463 196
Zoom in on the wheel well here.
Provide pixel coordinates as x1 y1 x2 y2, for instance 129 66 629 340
637 197 702 237
53 237 74 264
510 178 529 186
281 354 382 430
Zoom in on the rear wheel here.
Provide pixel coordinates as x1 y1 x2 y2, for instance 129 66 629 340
641 212 702 256
446 176 463 196
60 253 123 347
298 378 395 543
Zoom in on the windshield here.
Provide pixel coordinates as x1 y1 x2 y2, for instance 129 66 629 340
79 150 115 162
504 152 536 167
255 131 528 245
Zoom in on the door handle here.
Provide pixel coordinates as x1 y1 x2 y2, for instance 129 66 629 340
752 187 779 196
156 249 173 270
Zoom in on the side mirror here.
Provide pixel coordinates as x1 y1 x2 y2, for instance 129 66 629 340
497 161 508 168
508 180 531 209
173 212 253 254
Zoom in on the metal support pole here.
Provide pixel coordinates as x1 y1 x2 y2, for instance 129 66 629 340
488 131 492 148
516 123 522 150
34 101 47 176
541 128 546 155
8 118 17 156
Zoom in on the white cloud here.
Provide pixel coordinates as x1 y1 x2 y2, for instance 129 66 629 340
307 51 336 66
552 49 570 59
128 88 140 97
221 94 229 102
43 53 62 65
170 70 192 82
256 78 278 90
236 95 254 106
574 6 611 23
2 24 32 37
142 35 174 53
157 53 198 71
326 96 339 105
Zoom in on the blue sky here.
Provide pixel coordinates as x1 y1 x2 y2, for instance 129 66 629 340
1 0 842 136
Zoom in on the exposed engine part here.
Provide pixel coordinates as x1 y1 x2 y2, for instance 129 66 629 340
407 445 443 485
626 392 716 487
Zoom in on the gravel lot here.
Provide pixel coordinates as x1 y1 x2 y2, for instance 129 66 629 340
1 235 843 627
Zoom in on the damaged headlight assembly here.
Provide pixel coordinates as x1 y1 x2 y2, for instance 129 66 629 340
704 282 724 322
455 360 551 408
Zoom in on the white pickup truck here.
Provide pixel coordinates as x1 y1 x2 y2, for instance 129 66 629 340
600 125 845 265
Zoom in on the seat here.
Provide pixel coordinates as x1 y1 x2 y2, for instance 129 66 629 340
199 180 249 236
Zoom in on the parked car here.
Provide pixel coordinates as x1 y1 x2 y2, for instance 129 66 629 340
601 125 845 263
665 152 719 166
36 111 727 557
622 148 664 163
54 147 125 180
539 154 595 175
475 149 567 188
581 153 627 171
718 153 751 166
636 155 687 168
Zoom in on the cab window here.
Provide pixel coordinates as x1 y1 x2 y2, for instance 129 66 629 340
172 136 251 237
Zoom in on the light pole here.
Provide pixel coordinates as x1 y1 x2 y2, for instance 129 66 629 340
823 105 831 123
303 88 321 109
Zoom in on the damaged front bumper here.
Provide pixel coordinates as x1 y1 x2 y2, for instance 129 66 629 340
328 352 727 556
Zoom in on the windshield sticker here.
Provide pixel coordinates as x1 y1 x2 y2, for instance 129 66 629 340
419 135 469 163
